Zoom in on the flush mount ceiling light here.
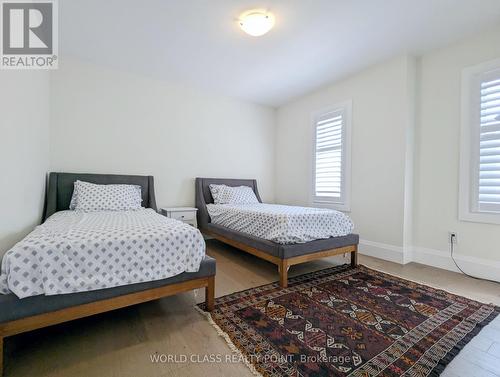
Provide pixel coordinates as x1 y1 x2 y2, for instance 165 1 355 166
238 9 275 37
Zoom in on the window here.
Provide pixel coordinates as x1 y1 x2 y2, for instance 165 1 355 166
312 101 352 211
459 58 500 224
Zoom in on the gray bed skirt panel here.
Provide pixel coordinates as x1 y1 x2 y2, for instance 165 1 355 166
43 172 158 222
207 223 359 259
0 256 215 324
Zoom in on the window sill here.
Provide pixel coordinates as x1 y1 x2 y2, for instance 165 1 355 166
459 211 500 225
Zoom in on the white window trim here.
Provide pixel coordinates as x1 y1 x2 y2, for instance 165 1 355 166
310 100 352 212
459 57 500 225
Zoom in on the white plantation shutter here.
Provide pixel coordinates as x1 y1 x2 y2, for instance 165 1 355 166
477 72 500 212
312 102 351 210
460 59 500 224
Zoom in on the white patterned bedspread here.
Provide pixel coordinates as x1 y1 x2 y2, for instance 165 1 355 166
0 209 205 299
206 203 353 244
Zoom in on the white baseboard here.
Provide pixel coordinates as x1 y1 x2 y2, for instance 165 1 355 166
358 239 500 281
358 239 405 264
411 247 458 272
412 246 500 282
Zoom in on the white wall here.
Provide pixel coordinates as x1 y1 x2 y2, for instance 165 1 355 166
0 71 50 258
275 56 416 261
275 26 500 278
50 58 276 207
413 26 500 273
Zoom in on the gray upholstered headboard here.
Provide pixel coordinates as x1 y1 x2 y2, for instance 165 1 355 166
195 178 262 230
43 172 158 222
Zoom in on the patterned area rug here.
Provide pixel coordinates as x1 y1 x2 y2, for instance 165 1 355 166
197 264 499 377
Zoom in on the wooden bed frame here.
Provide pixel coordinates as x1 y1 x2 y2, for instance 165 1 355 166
0 173 215 376
195 178 359 288
205 229 357 288
0 276 214 376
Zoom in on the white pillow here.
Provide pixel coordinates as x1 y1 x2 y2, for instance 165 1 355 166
209 184 259 205
69 185 78 210
68 180 84 209
74 181 142 212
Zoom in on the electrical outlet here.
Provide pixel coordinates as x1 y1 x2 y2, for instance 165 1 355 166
448 231 458 244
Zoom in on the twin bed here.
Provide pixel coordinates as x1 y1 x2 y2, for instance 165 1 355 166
0 173 215 375
0 173 359 375
195 178 359 288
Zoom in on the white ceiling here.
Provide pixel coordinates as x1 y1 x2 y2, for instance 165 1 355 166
60 0 500 107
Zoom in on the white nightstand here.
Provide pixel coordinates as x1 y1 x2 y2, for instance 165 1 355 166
161 207 198 228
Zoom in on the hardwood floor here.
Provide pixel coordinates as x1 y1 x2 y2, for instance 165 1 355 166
3 239 500 377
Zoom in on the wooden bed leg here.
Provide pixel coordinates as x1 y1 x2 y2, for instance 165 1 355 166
351 246 358 267
278 260 289 288
205 276 215 312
